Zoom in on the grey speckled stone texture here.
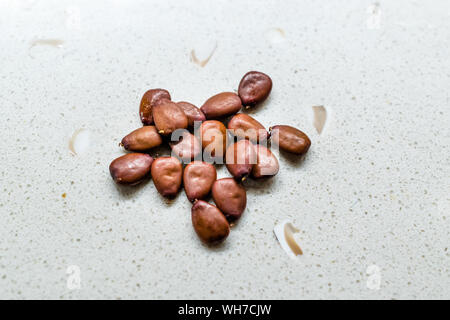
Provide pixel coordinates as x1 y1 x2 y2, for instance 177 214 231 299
0 0 449 299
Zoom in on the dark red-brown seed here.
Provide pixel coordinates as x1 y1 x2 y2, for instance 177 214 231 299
238 71 272 107
200 92 242 119
176 101 206 127
169 131 201 162
252 145 279 178
120 126 163 151
109 153 153 185
151 156 183 197
211 178 246 221
183 161 217 202
139 89 171 125
270 125 311 155
199 120 227 159
191 200 230 244
152 100 188 136
225 140 257 180
227 113 268 143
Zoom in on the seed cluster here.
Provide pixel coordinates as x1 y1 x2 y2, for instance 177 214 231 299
109 71 311 245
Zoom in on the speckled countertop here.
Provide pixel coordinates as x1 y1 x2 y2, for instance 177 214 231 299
0 0 449 299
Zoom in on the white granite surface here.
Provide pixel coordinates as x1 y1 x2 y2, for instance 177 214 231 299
0 0 449 299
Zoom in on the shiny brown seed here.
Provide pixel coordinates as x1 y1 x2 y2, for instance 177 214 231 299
176 101 206 127
238 71 272 107
200 92 242 119
212 178 246 221
151 156 183 197
152 100 188 136
109 153 153 185
120 126 163 151
191 200 230 244
227 113 268 143
270 125 311 155
225 140 257 180
199 120 227 159
139 89 171 125
252 145 279 178
183 161 217 202
169 131 201 162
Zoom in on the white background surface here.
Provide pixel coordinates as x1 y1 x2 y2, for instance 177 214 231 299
0 0 449 299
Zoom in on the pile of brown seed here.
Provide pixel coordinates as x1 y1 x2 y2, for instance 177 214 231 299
109 71 311 245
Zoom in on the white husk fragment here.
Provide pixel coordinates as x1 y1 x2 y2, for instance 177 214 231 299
312 105 327 134
190 40 217 67
274 220 303 259
69 128 90 155
265 28 286 44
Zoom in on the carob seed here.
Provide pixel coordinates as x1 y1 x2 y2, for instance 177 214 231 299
109 153 153 185
151 156 183 197
227 113 268 143
270 125 311 155
212 178 246 221
176 101 206 127
200 92 242 119
169 131 201 162
120 126 163 151
199 120 227 159
183 161 217 202
139 89 171 125
191 200 230 244
238 71 272 107
152 100 188 136
225 139 257 180
252 145 279 178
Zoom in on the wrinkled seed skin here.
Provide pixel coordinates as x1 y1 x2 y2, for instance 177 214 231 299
152 101 188 136
212 178 246 221
183 161 217 202
238 71 272 107
109 153 153 185
199 120 227 158
177 101 206 127
227 113 268 142
200 92 242 119
191 200 230 244
270 125 311 155
225 140 257 180
169 131 201 162
252 145 279 178
139 89 171 125
121 126 163 151
151 157 183 197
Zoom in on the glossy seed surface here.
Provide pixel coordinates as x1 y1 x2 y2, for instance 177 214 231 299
252 145 279 178
199 120 227 159
152 100 188 136
121 126 163 151
228 113 268 143
169 131 201 162
177 101 206 127
151 156 183 197
270 125 311 155
212 178 246 221
139 89 171 125
191 200 230 244
225 139 257 180
238 71 272 107
183 161 217 202
200 92 242 119
109 153 153 185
